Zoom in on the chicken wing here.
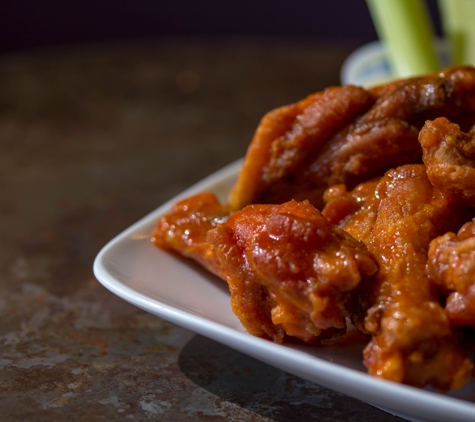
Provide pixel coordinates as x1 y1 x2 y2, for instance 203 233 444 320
324 165 473 390
209 199 378 343
228 85 376 209
419 116 475 205
428 220 475 326
152 192 230 279
154 194 378 343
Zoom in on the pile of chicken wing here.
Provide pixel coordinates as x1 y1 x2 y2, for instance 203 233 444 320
153 66 475 391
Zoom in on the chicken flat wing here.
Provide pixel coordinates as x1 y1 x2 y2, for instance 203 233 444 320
419 116 475 205
228 85 376 209
208 199 378 343
324 165 473 390
152 192 230 279
428 220 475 326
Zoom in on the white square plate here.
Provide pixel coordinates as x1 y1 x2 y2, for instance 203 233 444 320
93 159 475 422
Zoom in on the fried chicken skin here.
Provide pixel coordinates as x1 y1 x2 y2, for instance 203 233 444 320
419 117 475 205
152 192 230 279
322 179 379 237
428 220 475 326
209 199 378 343
324 165 473 390
230 66 475 210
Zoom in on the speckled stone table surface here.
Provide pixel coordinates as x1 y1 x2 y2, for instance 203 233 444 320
0 39 407 421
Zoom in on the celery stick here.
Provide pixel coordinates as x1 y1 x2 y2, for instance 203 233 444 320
438 0 475 66
366 0 440 78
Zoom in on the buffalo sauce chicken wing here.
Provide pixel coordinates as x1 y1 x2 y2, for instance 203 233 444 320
208 199 378 343
154 194 377 343
228 85 376 209
428 220 475 326
419 117 475 205
152 192 230 279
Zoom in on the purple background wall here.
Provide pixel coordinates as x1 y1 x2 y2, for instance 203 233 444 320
1 0 442 54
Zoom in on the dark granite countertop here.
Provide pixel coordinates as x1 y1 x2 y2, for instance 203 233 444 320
0 38 407 421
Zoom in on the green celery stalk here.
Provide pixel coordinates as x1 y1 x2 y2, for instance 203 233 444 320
438 0 475 66
366 0 440 78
